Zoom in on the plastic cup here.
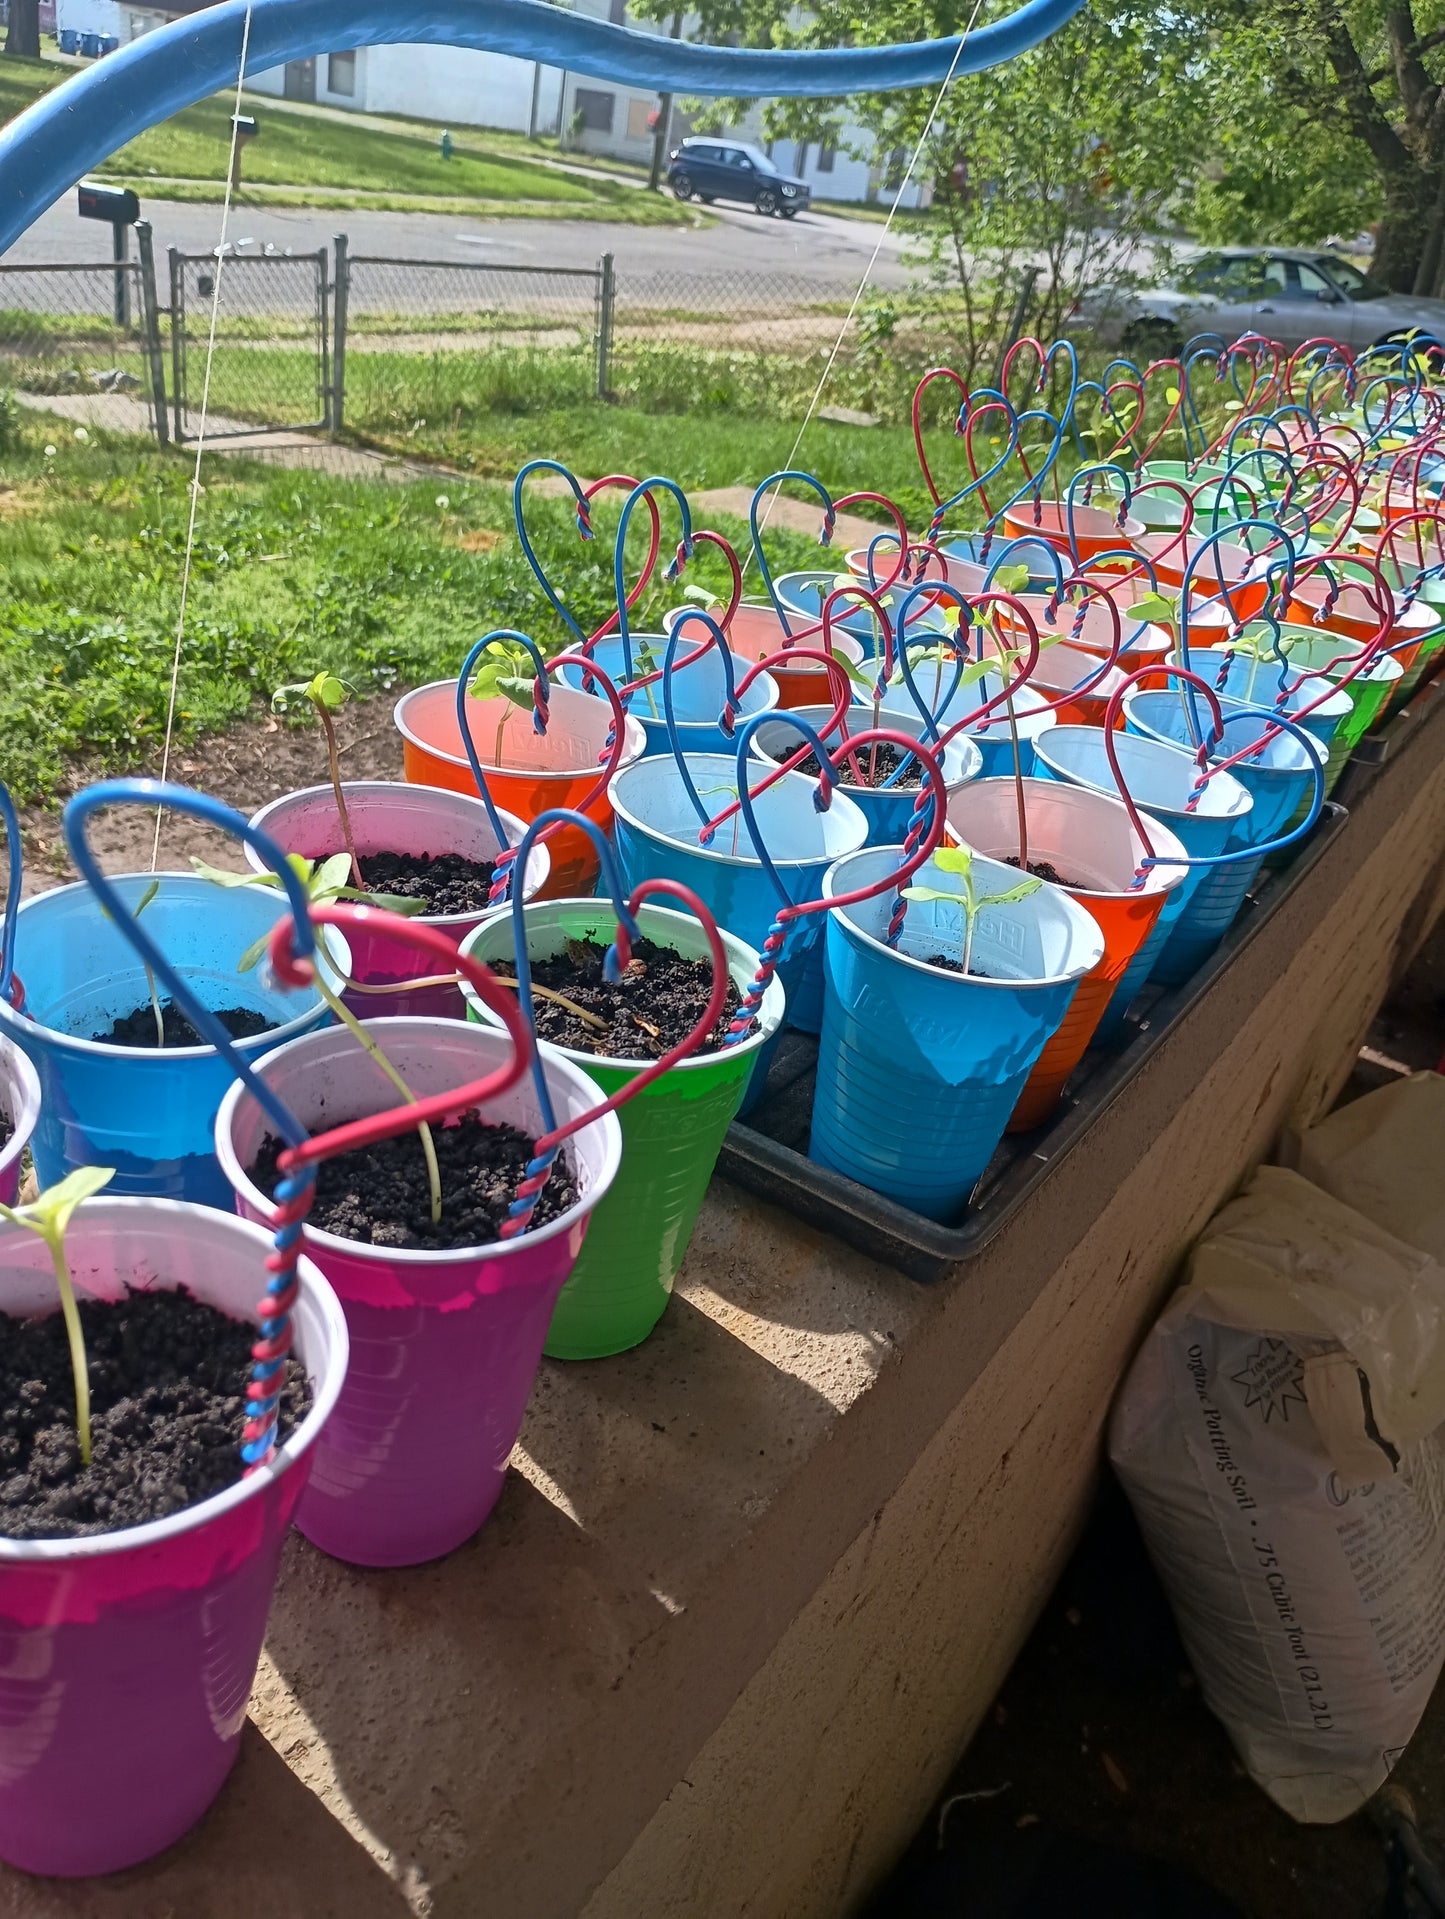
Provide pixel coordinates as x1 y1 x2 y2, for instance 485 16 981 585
1003 499 1147 559
608 751 867 1036
1031 725 1252 1033
749 703 982 848
461 901 785 1358
1123 688 1325 984
394 680 647 895
663 602 865 711
944 778 1188 1129
0 875 345 1206
808 845 1104 1222
216 1018 621 1567
557 635 778 758
0 1034 41 1209
898 669 1057 779
0 1198 346 1877
998 593 1173 682
247 781 550 1019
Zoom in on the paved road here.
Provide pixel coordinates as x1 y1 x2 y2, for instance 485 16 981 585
4 190 916 291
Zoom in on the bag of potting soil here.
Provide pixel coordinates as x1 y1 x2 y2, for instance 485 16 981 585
1292 1070 1445 1266
1110 1164 1445 1823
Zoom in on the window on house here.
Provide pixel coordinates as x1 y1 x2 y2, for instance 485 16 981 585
626 97 652 141
817 144 836 174
575 88 615 133
885 147 906 189
327 51 356 96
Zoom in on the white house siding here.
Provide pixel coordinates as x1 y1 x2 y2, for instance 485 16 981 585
245 46 563 137
55 0 124 38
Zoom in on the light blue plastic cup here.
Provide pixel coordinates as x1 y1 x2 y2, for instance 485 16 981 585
608 751 867 1040
0 874 343 1204
1123 690 1326 985
1167 645 1351 751
807 846 1105 1223
1031 725 1253 1033
558 636 778 758
770 570 954 660
749 703 982 847
899 668 1058 779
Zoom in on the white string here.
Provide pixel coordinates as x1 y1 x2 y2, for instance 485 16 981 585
747 0 989 571
150 2 255 869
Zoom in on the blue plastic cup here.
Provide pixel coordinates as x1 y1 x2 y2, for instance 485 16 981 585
899 668 1058 779
749 703 982 847
0 875 344 1204
557 636 777 758
1031 725 1253 1033
1122 689 1325 984
808 846 1105 1222
1166 646 1351 750
608 751 867 1038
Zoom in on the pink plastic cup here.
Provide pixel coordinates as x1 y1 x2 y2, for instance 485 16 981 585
246 781 550 1019
215 1017 622 1568
0 1198 347 1877
0 1033 40 1207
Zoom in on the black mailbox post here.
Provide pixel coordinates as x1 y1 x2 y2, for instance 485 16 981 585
78 180 141 328
230 114 259 191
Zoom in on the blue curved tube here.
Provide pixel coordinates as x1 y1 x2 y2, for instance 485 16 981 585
454 629 551 859
750 470 835 635
62 779 315 1151
0 780 20 1010
0 0 1088 252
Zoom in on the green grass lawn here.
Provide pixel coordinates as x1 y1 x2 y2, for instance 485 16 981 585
0 415 826 801
0 53 692 221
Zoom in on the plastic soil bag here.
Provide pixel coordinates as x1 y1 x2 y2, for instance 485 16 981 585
1110 1165 1445 1823
1295 1071 1445 1265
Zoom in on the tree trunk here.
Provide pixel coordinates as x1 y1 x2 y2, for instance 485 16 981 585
1373 167 1436 288
1413 163 1445 293
5 0 42 58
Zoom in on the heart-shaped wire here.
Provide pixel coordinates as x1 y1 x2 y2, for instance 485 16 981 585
452 629 631 903
749 469 836 638
911 366 972 507
494 806 732 1234
0 779 22 1014
611 476 693 686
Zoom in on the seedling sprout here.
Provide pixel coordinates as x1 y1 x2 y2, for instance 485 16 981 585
0 1166 115 1465
902 844 1041 978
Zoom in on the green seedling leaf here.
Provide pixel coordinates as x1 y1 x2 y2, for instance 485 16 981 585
0 1164 116 1241
681 585 721 608
1126 593 1180 627
237 931 271 974
932 844 973 876
335 887 428 916
1165 386 1181 405
190 857 266 889
901 882 954 905
986 878 1043 904
135 878 160 916
990 564 1031 595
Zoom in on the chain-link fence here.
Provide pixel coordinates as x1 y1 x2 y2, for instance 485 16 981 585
2 234 972 453
167 244 330 441
337 251 608 437
0 257 163 438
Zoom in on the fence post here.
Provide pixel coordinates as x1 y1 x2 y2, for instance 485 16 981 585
135 220 169 449
331 232 349 438
596 251 614 400
166 244 185 444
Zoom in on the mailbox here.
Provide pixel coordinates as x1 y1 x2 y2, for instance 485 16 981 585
77 181 140 226
232 114 259 140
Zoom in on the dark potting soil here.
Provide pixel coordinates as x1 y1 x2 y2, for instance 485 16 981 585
352 849 497 917
0 1288 311 1541
93 1001 274 1048
1004 854 1080 888
494 936 749 1060
250 1110 577 1252
920 953 997 980
793 742 924 789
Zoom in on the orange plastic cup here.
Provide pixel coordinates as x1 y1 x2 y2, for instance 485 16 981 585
664 603 865 711
1132 532 1269 619
945 777 1187 1131
1002 499 1148 560
393 681 647 895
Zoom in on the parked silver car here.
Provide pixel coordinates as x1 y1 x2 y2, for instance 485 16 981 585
1066 247 1445 356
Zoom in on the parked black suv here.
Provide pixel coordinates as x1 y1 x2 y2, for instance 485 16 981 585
666 139 811 218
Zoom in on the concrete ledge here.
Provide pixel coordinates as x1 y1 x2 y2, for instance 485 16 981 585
7 707 1445 1919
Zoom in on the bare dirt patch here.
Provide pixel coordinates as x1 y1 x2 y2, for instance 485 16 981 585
18 695 407 895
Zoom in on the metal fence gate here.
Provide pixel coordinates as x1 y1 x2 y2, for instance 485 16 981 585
167 245 331 443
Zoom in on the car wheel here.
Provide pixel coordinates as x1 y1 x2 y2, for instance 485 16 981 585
1121 317 1183 362
671 173 693 201
755 188 780 216
780 206 798 219
1371 330 1445 372
699 194 714 204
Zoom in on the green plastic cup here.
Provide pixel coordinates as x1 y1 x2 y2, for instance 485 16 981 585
461 900 785 1360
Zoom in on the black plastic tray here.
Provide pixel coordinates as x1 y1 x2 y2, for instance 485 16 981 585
718 803 1349 1283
